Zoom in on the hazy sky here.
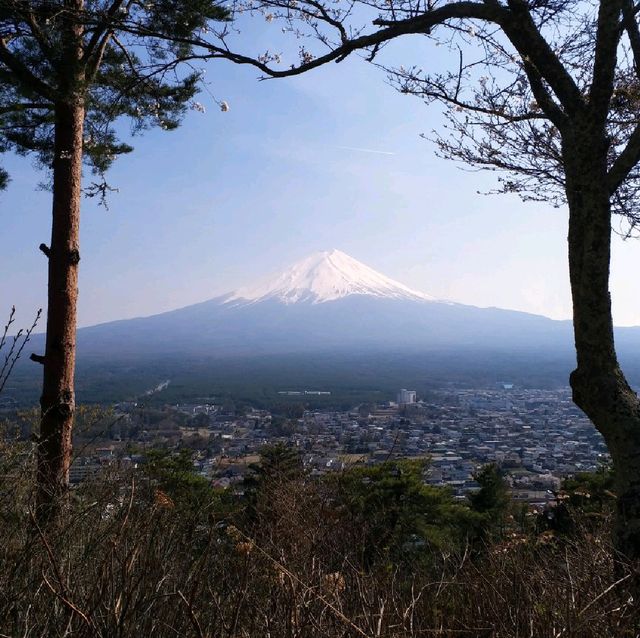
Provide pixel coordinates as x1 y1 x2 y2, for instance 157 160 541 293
2 21 640 329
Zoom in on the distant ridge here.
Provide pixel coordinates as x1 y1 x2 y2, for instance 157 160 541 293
225 249 435 305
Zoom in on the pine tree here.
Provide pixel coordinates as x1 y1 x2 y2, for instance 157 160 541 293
245 442 304 492
0 0 235 518
469 463 510 536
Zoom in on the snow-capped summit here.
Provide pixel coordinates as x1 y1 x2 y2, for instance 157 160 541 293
225 249 434 305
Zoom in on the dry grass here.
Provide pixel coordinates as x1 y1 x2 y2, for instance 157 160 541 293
0 444 637 637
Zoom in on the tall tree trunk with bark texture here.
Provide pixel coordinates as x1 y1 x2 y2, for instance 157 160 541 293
565 122 640 563
36 0 86 519
37 101 84 517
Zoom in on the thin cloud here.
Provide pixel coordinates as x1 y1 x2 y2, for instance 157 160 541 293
335 145 396 156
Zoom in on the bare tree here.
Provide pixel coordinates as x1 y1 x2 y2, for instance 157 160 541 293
188 0 640 566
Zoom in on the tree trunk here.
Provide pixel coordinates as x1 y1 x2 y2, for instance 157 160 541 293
564 126 640 565
37 101 84 518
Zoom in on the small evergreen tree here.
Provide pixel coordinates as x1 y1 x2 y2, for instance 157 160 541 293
144 447 214 512
562 465 616 514
334 460 482 566
543 465 617 535
468 463 511 537
244 442 303 492
242 442 304 527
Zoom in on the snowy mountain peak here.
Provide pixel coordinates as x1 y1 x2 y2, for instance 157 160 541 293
225 249 434 305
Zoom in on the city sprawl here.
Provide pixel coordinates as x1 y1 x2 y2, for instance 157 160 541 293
58 385 609 507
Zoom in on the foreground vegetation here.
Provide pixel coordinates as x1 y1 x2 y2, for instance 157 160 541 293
0 439 637 637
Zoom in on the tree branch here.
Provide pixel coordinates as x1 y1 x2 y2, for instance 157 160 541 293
83 0 127 60
623 0 640 78
85 29 115 85
118 2 508 79
0 38 56 100
521 59 568 129
608 121 640 193
25 7 59 70
590 0 625 123
0 102 53 114
499 1 583 115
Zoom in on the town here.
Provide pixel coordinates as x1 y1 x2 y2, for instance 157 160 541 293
55 384 609 506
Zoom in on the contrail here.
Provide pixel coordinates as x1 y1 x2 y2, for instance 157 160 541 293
336 145 396 156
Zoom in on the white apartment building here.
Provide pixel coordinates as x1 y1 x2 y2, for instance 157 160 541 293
397 389 417 405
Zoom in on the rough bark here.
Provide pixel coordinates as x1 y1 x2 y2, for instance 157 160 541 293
35 0 86 520
36 101 84 518
564 120 640 564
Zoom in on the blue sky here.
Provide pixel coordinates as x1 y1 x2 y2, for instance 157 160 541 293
2 21 640 329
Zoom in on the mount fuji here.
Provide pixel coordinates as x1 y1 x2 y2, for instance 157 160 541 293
13 249 640 402
77 248 577 356
225 249 435 305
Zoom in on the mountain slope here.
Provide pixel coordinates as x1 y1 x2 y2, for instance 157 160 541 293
12 249 640 403
76 249 579 357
